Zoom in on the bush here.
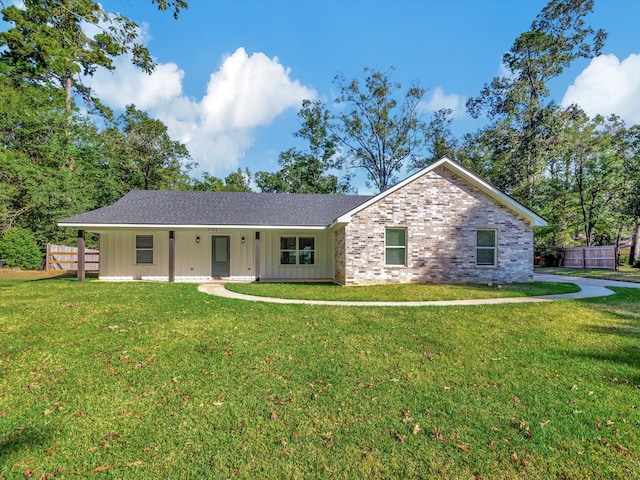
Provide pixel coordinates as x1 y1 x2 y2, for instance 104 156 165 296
0 228 43 270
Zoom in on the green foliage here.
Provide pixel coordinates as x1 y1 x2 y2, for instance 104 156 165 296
113 105 194 190
257 100 352 194
412 108 459 169
333 68 428 192
150 0 189 19
189 169 253 192
465 0 606 205
459 0 640 254
223 168 253 192
0 227 43 269
0 0 186 114
0 1 196 257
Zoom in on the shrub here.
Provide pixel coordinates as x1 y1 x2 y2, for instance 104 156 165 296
0 228 43 270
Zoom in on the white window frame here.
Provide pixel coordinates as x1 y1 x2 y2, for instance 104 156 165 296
476 229 497 267
385 227 407 266
279 236 315 266
135 234 154 265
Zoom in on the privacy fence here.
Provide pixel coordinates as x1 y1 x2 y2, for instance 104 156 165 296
46 244 99 272
560 246 616 270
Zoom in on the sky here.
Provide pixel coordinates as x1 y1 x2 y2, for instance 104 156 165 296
27 1 640 191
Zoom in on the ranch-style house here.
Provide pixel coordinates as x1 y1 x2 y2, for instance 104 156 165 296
58 158 546 285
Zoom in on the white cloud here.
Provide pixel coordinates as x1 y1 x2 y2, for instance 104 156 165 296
85 47 316 174
562 53 640 125
201 48 313 132
422 87 466 118
88 60 185 110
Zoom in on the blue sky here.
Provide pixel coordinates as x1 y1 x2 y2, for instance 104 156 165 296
77 1 640 191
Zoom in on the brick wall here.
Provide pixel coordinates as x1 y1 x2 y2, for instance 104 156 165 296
341 165 534 285
334 226 346 285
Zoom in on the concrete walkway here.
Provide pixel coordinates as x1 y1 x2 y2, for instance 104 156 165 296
197 274 640 307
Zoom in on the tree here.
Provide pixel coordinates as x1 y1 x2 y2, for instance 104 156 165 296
332 68 427 192
565 113 624 246
115 105 193 190
0 77 69 235
0 0 188 115
256 100 351 194
223 168 253 192
623 126 640 265
188 168 252 192
0 227 43 270
411 108 458 169
188 173 225 192
466 0 606 205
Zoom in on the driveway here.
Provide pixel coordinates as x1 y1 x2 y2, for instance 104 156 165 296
197 274 640 307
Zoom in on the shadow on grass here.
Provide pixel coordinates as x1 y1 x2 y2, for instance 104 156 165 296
568 289 640 386
0 426 51 463
28 272 100 282
567 346 640 387
0 272 99 289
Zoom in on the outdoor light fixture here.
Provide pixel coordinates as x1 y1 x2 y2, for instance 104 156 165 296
241 236 245 244
195 236 200 244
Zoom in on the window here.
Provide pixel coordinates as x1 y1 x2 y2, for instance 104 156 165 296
385 228 406 265
280 236 315 265
136 235 154 264
280 237 297 265
476 229 497 266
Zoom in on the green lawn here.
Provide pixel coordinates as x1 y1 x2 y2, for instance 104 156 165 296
225 281 579 301
538 266 640 283
1 276 639 478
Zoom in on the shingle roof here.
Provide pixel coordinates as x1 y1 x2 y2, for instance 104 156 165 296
59 190 374 227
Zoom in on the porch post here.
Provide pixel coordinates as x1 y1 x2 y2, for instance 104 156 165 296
169 231 175 282
77 230 85 282
254 232 261 281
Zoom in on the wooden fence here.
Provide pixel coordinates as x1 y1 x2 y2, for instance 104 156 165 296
560 246 616 270
46 244 99 272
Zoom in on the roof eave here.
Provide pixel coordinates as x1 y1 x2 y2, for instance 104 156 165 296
57 222 331 230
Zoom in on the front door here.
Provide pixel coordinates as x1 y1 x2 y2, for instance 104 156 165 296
212 236 230 277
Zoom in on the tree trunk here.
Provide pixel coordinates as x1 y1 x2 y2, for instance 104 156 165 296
65 67 73 120
630 223 640 267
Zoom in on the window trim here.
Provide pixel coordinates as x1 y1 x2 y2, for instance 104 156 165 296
135 234 154 265
476 229 497 267
279 235 316 266
385 227 407 266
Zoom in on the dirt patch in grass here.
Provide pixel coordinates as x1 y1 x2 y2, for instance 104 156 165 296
0 269 72 280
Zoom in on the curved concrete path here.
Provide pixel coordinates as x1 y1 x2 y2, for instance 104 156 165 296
197 274 640 307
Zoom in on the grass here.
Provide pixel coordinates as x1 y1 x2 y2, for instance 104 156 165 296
225 281 579 301
538 266 640 283
1 273 639 478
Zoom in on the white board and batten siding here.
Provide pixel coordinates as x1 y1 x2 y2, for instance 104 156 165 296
260 230 334 281
173 230 255 280
98 230 168 281
97 229 254 281
96 228 334 282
